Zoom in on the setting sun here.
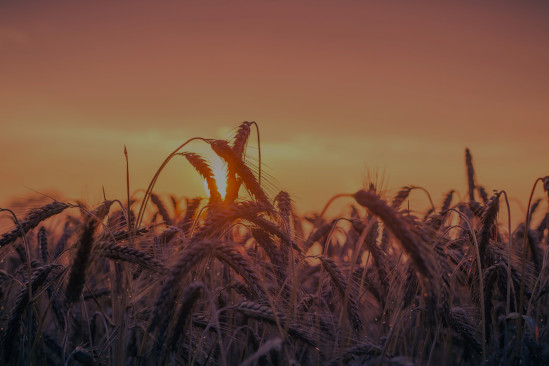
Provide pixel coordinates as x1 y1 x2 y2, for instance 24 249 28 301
201 154 228 199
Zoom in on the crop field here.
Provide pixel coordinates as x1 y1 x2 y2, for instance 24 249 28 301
1 122 548 365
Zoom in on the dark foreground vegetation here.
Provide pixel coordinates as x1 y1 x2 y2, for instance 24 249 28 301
1 122 549 365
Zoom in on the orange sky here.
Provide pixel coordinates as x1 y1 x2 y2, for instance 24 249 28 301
1 0 548 214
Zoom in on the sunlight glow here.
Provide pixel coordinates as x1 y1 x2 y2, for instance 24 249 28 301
202 154 228 199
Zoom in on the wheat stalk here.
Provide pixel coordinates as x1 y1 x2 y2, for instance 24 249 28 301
0 201 70 248
166 281 205 351
319 256 362 332
150 193 173 226
209 139 272 209
353 190 434 280
38 226 49 264
3 265 60 363
214 244 264 297
94 241 168 274
65 217 99 304
465 148 476 202
180 152 222 202
149 239 218 331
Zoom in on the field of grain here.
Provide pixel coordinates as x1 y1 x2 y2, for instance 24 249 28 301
1 122 548 365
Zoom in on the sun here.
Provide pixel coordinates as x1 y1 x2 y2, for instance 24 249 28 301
202 154 228 199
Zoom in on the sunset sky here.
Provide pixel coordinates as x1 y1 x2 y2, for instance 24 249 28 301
1 0 548 214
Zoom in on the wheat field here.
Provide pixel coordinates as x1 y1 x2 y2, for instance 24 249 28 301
1 122 548 365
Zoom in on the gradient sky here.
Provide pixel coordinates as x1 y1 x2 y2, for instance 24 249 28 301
1 0 548 214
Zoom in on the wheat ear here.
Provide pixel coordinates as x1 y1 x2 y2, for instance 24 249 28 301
94 241 168 274
150 193 173 225
0 201 70 248
209 140 272 209
65 217 99 303
465 148 476 202
38 226 49 264
180 152 222 202
167 281 205 350
319 256 362 332
3 265 59 362
149 240 217 331
353 190 434 279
